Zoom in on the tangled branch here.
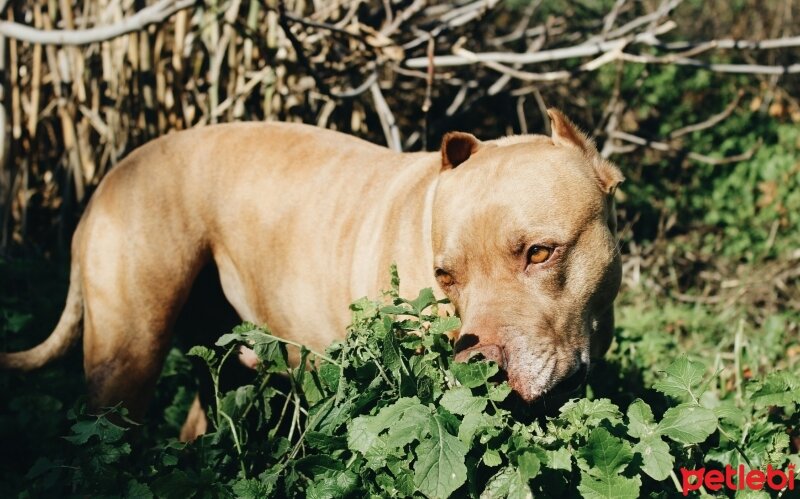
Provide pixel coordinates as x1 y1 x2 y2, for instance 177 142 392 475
0 0 194 45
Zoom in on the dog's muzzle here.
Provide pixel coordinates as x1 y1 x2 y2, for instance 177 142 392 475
453 334 589 402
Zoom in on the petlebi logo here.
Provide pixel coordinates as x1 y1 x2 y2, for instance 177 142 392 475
681 464 796 495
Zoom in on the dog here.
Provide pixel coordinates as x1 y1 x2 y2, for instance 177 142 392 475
0 109 623 435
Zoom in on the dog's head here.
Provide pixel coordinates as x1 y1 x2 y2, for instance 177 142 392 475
432 109 624 403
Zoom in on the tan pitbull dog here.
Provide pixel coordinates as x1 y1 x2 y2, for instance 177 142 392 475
0 109 623 426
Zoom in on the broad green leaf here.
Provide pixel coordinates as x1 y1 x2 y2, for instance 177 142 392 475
734 491 771 499
381 305 411 315
408 288 437 316
385 457 417 496
318 363 340 392
429 316 461 336
234 384 254 408
292 455 345 475
125 480 153 499
302 373 324 405
578 473 641 499
516 451 540 480
626 399 657 439
305 432 346 453
633 436 674 481
480 455 538 499
347 397 428 454
440 386 488 415
559 398 623 427
257 470 280 493
507 472 534 499
451 361 499 388
214 332 242 347
657 404 718 444
480 467 513 498
382 324 404 372
747 372 800 408
458 412 502 444
92 441 131 464
219 385 255 419
576 428 640 499
385 404 431 449
231 477 276 498
270 437 291 460
250 336 290 372
578 427 634 479
345 417 377 455
764 432 791 467
64 418 126 445
413 414 468 498
713 402 747 425
652 355 706 401
483 448 502 467
187 345 217 367
545 448 573 470
306 470 359 499
488 383 512 402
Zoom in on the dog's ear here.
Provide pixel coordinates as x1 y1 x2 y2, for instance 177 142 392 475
441 132 481 169
594 157 625 197
547 108 624 195
547 108 596 154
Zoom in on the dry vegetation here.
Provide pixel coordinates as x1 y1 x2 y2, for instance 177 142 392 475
0 0 797 250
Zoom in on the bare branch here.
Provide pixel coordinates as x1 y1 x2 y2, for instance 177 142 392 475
601 0 629 36
601 0 683 40
406 26 672 68
380 0 426 37
655 35 800 51
684 143 760 165
370 82 402 152
619 53 800 75
610 130 761 165
668 91 743 139
0 0 195 45
406 11 800 75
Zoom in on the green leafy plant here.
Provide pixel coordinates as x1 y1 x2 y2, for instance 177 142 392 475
11 266 797 498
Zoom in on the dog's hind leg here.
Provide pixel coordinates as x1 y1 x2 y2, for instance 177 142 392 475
81 279 195 420
78 216 209 421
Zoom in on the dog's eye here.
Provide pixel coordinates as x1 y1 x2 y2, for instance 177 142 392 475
528 245 553 265
435 269 454 287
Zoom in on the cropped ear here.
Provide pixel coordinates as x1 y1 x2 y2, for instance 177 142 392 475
547 108 624 195
441 132 481 169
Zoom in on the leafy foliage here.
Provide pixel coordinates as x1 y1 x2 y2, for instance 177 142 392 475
2 268 796 497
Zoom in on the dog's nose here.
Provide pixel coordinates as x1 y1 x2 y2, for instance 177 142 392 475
552 362 588 394
453 342 506 370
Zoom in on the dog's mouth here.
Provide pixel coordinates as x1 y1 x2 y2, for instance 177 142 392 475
552 362 589 394
453 339 589 405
